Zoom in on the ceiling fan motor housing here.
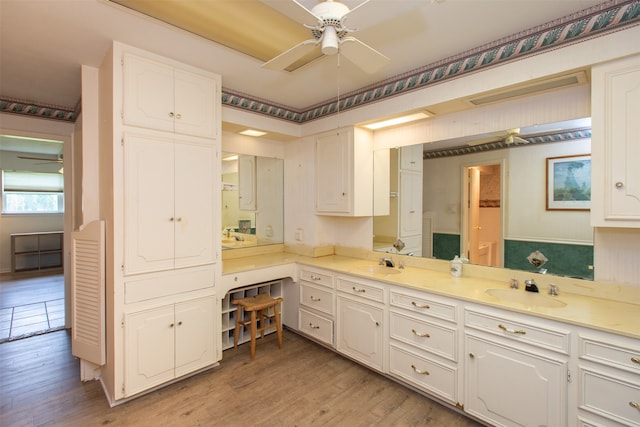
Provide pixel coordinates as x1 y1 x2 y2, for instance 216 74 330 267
310 0 352 54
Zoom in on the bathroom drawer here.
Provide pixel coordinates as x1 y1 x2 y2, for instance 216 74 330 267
465 308 570 354
299 267 334 289
580 335 640 374
579 367 640 426
390 288 457 323
299 308 333 346
390 311 457 362
389 343 458 404
299 282 334 316
337 277 385 303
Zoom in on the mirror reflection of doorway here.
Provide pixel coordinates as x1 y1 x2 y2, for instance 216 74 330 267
463 163 503 267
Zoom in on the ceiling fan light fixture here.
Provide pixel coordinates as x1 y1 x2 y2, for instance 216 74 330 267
321 26 339 55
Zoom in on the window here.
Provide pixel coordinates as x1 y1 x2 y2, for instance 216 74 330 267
2 171 64 213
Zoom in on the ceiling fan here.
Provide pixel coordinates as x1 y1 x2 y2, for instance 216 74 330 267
262 0 390 74
504 128 529 145
17 154 63 164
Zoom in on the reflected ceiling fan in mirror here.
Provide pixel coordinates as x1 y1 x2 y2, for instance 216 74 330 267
262 0 390 74
504 128 529 145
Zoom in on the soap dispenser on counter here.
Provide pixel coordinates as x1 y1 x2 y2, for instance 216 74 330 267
450 255 463 277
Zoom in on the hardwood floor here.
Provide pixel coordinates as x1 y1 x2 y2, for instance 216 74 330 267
0 328 484 426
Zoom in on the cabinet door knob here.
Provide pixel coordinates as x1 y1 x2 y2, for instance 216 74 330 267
616 181 624 189
178 321 183 326
175 113 182 119
168 112 175 118
176 217 182 222
170 217 175 222
469 352 475 359
169 323 174 328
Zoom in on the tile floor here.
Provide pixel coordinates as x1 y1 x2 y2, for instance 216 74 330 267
0 272 65 343
0 299 65 342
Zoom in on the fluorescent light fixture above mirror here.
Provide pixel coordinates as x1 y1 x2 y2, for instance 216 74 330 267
363 112 431 130
239 129 267 137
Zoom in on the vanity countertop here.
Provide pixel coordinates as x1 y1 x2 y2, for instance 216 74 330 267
222 252 640 340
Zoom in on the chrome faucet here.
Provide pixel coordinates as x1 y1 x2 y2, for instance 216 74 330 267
379 257 395 268
548 284 559 296
509 278 519 289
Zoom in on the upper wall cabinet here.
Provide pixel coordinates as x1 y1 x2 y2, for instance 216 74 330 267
123 53 218 139
591 54 640 228
316 127 373 216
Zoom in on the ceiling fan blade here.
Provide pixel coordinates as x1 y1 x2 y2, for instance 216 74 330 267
513 136 529 144
339 37 389 74
262 39 319 71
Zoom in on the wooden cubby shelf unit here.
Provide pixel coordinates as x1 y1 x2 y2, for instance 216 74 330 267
221 280 284 350
11 231 63 273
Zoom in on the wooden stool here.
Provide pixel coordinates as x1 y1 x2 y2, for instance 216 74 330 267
232 293 284 360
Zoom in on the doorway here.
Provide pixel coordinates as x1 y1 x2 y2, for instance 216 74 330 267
462 162 503 267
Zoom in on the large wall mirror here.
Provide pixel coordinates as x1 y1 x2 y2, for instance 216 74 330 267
373 118 594 280
221 153 284 250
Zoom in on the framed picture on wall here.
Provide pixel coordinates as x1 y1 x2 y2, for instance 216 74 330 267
546 154 591 210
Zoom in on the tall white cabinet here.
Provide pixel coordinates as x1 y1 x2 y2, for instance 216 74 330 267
89 42 221 404
591 54 640 228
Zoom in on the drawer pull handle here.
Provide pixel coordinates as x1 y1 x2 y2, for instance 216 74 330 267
411 301 430 309
310 275 322 281
412 329 430 338
630 401 640 411
352 287 366 293
411 365 430 375
308 323 320 330
310 296 321 302
631 357 640 365
498 324 526 335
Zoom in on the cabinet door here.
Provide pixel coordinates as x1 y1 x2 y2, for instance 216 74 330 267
400 145 423 172
124 132 176 274
174 68 217 139
316 130 351 213
125 306 176 396
337 295 384 371
123 53 175 133
592 54 640 227
399 171 422 237
174 140 215 268
465 334 567 427
175 297 216 377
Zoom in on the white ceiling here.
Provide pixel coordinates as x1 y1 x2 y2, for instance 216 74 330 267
0 0 606 114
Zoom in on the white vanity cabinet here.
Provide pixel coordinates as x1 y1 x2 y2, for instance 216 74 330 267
315 126 373 216
591 53 640 227
123 52 217 139
124 296 216 397
577 330 640 426
336 276 386 371
388 287 460 405
123 131 215 275
298 267 336 346
464 306 570 427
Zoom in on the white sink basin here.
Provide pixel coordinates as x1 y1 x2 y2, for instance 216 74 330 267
485 288 566 308
354 265 402 275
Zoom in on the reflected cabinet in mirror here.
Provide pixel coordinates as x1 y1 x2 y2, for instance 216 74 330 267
373 119 594 280
221 153 284 250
